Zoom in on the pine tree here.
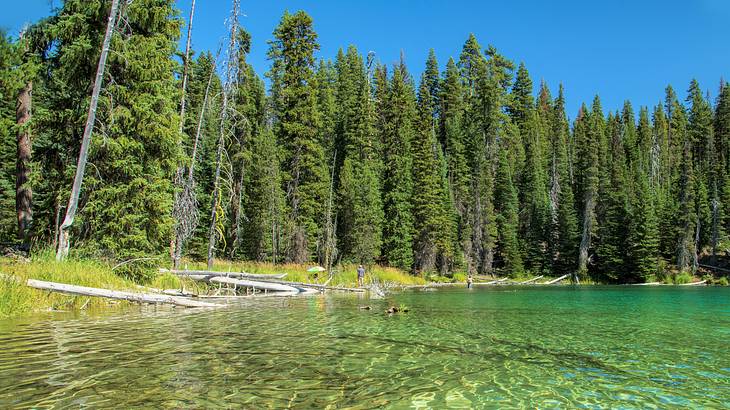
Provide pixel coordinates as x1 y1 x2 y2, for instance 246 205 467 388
336 46 383 264
31 0 113 247
521 111 551 275
627 167 659 282
716 83 730 234
574 102 599 277
494 140 523 275
268 11 328 263
550 85 580 275
596 114 629 281
244 127 285 262
686 80 716 256
0 33 19 243
412 75 456 273
423 48 440 124
440 57 470 269
380 58 415 270
88 0 179 258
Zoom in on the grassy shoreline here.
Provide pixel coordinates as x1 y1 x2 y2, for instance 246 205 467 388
1 255 726 318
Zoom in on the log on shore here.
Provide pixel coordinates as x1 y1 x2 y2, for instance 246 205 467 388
518 276 544 285
229 277 366 293
543 274 571 285
679 280 708 286
474 278 513 285
162 268 287 280
632 282 663 286
26 278 218 308
187 275 301 292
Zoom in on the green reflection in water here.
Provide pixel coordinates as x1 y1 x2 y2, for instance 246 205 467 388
0 286 728 408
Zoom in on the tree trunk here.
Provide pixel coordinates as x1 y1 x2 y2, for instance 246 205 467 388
56 0 120 260
171 0 197 268
577 191 595 275
207 131 225 269
16 80 32 245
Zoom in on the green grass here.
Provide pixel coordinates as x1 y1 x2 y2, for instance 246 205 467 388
0 256 140 317
181 259 427 287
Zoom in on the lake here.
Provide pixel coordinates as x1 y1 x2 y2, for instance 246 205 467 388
0 286 728 408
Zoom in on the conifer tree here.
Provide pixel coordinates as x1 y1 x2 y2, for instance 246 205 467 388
627 167 659 282
573 99 604 277
494 140 523 275
59 0 181 272
412 75 456 273
423 49 441 123
686 80 715 255
336 46 383 264
0 33 20 243
268 11 328 263
596 114 629 281
550 85 580 275
440 57 470 268
380 59 415 270
715 83 730 234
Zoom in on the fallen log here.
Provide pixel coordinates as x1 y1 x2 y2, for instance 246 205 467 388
543 274 571 285
518 275 544 285
162 268 287 280
231 277 366 293
25 278 218 308
679 280 707 286
187 275 300 292
632 282 662 285
474 278 512 285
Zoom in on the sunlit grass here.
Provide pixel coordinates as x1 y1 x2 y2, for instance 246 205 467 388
0 255 138 317
181 259 427 287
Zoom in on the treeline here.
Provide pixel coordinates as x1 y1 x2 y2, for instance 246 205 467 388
1 1 729 282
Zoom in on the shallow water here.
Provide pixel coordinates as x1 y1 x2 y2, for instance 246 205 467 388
0 286 728 409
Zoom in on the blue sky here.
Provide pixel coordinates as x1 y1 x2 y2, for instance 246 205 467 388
3 0 729 118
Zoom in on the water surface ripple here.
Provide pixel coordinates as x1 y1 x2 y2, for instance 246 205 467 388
0 286 728 408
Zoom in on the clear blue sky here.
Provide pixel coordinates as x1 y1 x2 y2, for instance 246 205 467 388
3 0 729 118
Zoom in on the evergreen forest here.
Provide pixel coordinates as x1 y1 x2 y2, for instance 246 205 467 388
2 0 730 284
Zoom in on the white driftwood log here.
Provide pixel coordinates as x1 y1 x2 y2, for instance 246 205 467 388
679 280 708 286
543 274 571 284
187 275 301 292
239 277 366 293
26 278 218 308
518 276 544 284
162 269 287 280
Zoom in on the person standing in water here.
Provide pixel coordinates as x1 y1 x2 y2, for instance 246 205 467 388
357 265 366 287
467 274 473 289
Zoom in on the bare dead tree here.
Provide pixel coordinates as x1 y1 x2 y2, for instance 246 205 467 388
171 0 199 268
56 0 121 260
171 49 220 269
207 0 241 269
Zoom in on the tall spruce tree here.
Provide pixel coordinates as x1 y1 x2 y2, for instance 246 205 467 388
549 85 580 275
268 11 328 263
380 58 415 270
336 46 383 264
412 75 456 273
63 0 182 273
494 139 523 275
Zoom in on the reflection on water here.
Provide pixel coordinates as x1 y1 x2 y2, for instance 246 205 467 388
0 286 728 408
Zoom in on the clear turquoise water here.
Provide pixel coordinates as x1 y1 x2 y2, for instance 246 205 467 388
0 286 728 409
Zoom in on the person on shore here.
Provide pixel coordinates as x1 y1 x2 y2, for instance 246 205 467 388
467 274 473 289
357 265 365 287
